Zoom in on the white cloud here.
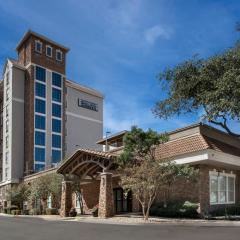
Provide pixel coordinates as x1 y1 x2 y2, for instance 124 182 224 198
144 25 173 44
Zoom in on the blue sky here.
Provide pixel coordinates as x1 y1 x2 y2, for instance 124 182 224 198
0 0 240 134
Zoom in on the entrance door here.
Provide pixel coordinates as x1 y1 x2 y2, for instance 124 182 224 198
113 188 132 214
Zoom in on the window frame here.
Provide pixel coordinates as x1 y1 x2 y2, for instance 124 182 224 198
46 45 52 57
35 40 42 53
56 49 63 62
209 171 235 205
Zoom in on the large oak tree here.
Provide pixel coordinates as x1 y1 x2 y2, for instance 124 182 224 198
153 42 240 137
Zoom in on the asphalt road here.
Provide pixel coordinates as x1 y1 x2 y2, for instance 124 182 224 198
0 216 240 240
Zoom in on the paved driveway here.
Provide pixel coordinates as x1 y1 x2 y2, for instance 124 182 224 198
0 215 239 240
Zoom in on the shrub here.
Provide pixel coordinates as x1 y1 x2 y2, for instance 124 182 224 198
46 208 59 215
29 208 41 215
22 209 29 215
69 208 77 217
149 201 199 218
209 204 240 217
4 205 18 214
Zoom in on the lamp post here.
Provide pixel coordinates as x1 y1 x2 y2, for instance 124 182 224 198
105 131 111 152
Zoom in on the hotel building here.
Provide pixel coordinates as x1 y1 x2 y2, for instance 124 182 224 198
0 30 103 194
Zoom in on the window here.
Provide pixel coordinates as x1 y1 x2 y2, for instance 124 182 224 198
35 99 46 114
35 40 42 53
34 164 45 172
5 136 9 149
78 99 98 112
52 134 61 148
46 45 52 57
52 119 61 133
210 171 235 204
6 88 10 101
52 72 62 87
35 66 46 82
5 107 9 118
56 50 63 61
35 115 45 130
52 88 61 102
35 131 45 146
6 72 9 85
5 168 8 179
6 120 9 133
35 82 46 98
52 150 61 163
52 103 61 118
35 147 45 162
5 152 9 165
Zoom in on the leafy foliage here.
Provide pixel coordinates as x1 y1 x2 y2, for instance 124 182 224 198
154 42 240 137
117 126 198 220
6 183 30 210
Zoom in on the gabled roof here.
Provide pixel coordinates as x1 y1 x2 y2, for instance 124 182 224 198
97 130 128 145
16 30 70 52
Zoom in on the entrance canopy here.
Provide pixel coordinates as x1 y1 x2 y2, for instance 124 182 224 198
57 148 115 179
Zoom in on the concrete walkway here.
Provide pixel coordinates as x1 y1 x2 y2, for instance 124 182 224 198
1 213 240 226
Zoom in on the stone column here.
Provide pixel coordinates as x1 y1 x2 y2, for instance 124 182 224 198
98 172 114 218
60 180 72 217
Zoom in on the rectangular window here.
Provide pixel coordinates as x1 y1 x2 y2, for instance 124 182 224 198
52 88 61 102
52 103 61 118
6 136 9 149
34 163 45 172
35 82 46 98
52 72 62 88
35 66 46 82
35 147 45 162
52 119 61 133
35 40 42 53
35 131 45 146
46 45 52 57
52 150 61 163
210 172 235 204
52 134 61 148
6 120 9 133
6 88 10 101
35 115 45 130
56 50 63 61
5 152 9 165
35 99 46 114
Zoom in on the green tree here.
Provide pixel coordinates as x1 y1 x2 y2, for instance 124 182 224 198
118 126 198 220
6 183 30 210
28 173 62 212
153 42 240 137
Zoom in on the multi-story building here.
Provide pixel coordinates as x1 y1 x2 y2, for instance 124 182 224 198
0 30 103 201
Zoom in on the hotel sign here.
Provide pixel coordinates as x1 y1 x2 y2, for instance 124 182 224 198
78 99 98 112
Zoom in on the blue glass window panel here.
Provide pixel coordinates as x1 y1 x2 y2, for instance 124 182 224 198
52 103 61 117
35 164 45 172
35 99 46 114
35 115 45 130
52 119 61 133
52 72 62 87
52 134 61 148
35 66 46 82
52 150 61 163
52 88 61 102
35 131 45 146
35 82 46 98
35 147 45 162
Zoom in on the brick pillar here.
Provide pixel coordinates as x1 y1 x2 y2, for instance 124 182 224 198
60 180 72 217
199 165 210 216
98 172 114 218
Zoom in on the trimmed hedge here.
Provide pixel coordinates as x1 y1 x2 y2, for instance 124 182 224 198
208 204 240 217
29 208 41 215
46 208 58 215
149 201 199 218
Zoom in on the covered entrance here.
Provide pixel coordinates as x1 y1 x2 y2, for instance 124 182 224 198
113 188 132 214
57 148 116 218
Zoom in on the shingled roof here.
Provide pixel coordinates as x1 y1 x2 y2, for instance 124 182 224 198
155 134 240 159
